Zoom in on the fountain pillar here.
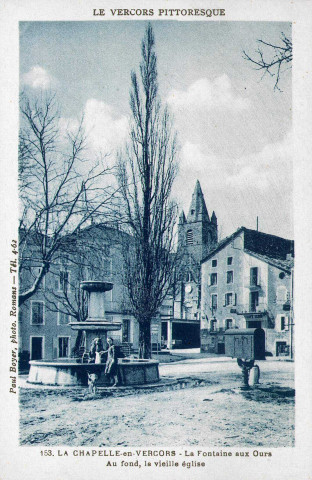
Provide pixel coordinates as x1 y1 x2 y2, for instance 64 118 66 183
70 281 122 355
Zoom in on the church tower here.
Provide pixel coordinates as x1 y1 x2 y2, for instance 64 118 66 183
178 180 218 262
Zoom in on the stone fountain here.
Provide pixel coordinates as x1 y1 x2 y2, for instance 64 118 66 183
28 281 159 387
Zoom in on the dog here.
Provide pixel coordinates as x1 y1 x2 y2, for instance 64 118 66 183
87 372 99 395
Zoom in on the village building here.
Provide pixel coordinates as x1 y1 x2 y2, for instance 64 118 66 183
200 227 294 358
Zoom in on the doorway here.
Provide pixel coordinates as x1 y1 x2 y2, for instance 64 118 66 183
31 337 43 360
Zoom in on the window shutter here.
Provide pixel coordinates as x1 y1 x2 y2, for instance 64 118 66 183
223 294 226 307
234 293 237 306
53 337 58 359
285 317 289 331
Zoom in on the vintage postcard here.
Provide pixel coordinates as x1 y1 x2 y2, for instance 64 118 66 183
0 0 312 479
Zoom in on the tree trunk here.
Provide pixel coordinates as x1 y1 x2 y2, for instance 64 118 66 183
138 321 151 359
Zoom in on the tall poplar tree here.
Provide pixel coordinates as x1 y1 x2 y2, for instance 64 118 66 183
117 24 178 358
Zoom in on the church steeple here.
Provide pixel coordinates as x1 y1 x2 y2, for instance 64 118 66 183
178 180 218 262
187 180 210 223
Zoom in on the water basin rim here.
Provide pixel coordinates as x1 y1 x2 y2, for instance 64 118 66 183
80 280 113 292
29 358 159 367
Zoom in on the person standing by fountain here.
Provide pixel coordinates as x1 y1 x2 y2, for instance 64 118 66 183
104 338 119 387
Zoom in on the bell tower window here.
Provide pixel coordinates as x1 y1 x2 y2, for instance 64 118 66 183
186 229 193 245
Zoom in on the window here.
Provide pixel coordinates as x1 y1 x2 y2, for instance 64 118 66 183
225 319 233 330
31 301 44 325
280 317 289 331
212 259 217 267
58 307 70 325
58 337 70 358
58 270 70 293
191 209 195 215
250 267 258 286
227 271 234 284
210 320 217 332
281 316 286 331
225 293 233 306
211 294 218 309
186 230 193 245
210 273 217 285
276 341 288 356
250 291 259 312
227 257 233 266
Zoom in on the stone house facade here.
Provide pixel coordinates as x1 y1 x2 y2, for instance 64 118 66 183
201 227 294 357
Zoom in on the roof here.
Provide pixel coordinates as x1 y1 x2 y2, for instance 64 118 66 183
244 249 293 273
201 228 244 263
201 226 294 267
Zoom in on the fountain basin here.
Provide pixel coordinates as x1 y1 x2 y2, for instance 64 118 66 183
118 358 160 385
28 358 160 386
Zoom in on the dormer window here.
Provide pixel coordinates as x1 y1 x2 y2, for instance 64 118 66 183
186 229 193 245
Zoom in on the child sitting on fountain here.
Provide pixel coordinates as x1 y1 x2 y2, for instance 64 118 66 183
89 337 104 364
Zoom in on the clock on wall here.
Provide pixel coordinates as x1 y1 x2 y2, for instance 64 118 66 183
185 284 192 294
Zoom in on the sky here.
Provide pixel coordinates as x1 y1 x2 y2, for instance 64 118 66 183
19 21 293 239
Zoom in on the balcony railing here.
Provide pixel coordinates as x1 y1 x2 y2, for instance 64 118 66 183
236 303 268 315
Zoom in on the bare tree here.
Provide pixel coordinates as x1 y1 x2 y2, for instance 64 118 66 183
117 24 179 358
19 92 118 306
243 32 292 90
